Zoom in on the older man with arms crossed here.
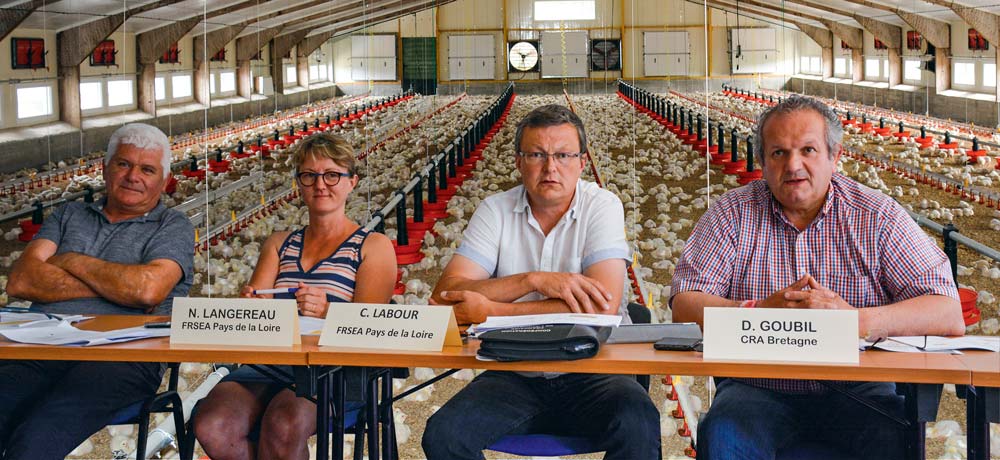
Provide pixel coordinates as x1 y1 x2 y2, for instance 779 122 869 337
421 104 660 460
2 123 194 459
670 95 963 460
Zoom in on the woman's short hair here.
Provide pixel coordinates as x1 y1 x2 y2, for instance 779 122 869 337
290 133 358 176
106 123 172 178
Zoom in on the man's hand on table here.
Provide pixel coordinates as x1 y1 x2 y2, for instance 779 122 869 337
528 271 612 314
436 290 495 324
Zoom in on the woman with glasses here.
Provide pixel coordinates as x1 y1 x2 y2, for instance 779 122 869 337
193 133 396 460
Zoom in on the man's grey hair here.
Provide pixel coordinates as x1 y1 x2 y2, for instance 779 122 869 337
106 123 172 178
514 104 588 153
752 95 842 164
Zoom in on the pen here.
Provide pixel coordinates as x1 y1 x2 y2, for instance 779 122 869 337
252 287 300 295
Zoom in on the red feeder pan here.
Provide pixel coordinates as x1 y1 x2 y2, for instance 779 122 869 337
959 288 980 326
967 150 987 164
165 175 178 195
723 160 747 174
710 153 731 165
873 128 892 136
407 219 436 233
392 240 422 254
396 251 425 265
737 170 763 185
938 143 959 150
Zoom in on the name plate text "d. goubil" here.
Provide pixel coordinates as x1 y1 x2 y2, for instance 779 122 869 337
170 297 299 347
703 307 859 364
319 303 461 351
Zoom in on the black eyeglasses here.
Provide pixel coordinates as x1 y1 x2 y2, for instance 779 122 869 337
296 171 353 187
516 152 584 165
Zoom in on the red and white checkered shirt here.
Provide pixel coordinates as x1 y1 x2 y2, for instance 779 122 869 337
671 174 958 394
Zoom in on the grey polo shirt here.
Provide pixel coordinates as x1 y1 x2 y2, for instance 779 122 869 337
29 199 194 315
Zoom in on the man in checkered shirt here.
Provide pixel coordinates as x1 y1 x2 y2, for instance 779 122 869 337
670 95 963 460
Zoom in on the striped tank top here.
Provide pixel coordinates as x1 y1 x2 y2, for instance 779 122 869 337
272 226 370 303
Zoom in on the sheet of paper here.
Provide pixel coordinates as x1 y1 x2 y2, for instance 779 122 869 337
891 335 1000 352
858 336 998 353
468 313 622 336
0 313 90 329
300 316 325 336
0 321 168 346
859 339 926 353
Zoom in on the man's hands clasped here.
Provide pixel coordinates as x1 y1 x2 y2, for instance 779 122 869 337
758 275 853 310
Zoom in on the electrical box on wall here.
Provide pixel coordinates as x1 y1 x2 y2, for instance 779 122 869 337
90 40 117 66
11 38 46 70
969 29 989 51
160 43 180 64
906 31 922 51
210 49 227 62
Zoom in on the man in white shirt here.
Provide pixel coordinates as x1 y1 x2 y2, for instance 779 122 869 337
422 104 660 460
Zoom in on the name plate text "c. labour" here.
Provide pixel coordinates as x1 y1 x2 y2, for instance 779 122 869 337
319 303 461 351
703 307 859 364
170 297 298 347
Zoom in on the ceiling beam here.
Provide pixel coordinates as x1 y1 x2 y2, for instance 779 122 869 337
307 0 449 37
819 19 864 49
781 0 901 49
137 0 283 64
708 0 829 25
894 10 950 48
795 21 833 48
193 25 247 64
193 0 329 38
282 0 413 36
296 31 333 58
271 29 309 60
854 16 901 49
0 0 44 42
921 0 999 45
235 27 283 61
57 0 186 67
824 0 950 48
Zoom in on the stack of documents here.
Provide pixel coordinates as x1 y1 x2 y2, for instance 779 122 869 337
0 321 168 347
860 336 1000 353
467 313 623 337
0 313 90 330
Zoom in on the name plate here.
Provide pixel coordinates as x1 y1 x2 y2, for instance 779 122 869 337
319 303 461 351
170 297 299 347
703 307 859 364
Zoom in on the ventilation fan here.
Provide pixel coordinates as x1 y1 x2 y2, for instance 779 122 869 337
508 41 539 72
590 39 621 71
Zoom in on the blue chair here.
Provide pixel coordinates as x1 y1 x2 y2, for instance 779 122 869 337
107 362 188 460
485 302 653 457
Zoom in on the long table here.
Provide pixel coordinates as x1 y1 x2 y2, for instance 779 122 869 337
956 352 1000 460
0 315 992 460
